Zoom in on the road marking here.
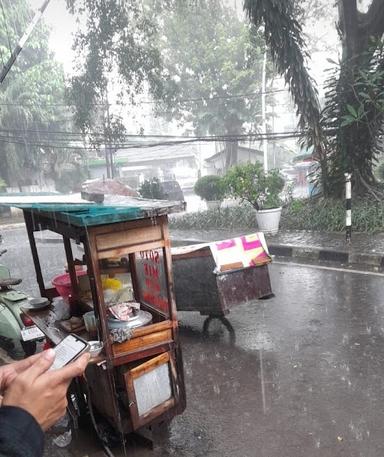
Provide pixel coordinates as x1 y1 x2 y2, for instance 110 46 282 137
274 260 384 277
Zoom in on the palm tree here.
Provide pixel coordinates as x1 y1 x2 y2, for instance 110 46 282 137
244 0 384 198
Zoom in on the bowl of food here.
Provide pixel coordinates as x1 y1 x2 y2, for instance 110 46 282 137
88 340 103 357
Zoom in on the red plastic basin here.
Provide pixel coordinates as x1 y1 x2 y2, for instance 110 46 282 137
52 270 87 299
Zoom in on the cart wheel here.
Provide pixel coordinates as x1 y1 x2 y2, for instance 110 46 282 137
203 316 235 343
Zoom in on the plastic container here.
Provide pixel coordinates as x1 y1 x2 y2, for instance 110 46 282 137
83 311 97 337
88 340 104 357
52 270 87 299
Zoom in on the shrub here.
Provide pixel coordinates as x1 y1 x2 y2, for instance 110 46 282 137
194 175 225 201
139 178 165 199
170 196 384 233
223 161 284 210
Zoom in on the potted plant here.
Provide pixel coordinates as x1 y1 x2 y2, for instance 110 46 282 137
194 175 225 210
223 162 285 234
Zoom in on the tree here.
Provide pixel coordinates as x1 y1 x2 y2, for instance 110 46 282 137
319 1 384 198
0 0 79 189
65 0 167 177
155 0 268 169
244 0 384 197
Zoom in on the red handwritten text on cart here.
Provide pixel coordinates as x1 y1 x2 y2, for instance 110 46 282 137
139 250 168 312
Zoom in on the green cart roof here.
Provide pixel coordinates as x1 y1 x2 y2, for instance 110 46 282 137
0 195 184 227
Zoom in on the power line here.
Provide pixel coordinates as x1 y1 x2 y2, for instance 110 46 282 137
0 128 296 139
0 131 304 151
0 88 290 109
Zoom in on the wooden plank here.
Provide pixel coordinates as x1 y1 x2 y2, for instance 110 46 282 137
130 352 170 379
128 253 140 302
138 398 175 426
113 343 172 367
83 233 112 360
131 320 173 339
96 225 162 252
83 231 122 428
24 211 47 297
112 329 173 356
162 220 179 322
63 236 79 301
97 240 165 260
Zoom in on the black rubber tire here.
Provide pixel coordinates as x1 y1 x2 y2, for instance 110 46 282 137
203 316 236 343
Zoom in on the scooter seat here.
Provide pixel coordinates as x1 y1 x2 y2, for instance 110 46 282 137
0 278 22 287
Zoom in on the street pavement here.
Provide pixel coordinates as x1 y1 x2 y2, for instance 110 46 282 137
2 226 384 456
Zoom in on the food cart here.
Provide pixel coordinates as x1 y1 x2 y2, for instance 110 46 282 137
4 197 186 446
171 234 273 334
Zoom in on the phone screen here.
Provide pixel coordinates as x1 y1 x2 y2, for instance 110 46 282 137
50 334 88 370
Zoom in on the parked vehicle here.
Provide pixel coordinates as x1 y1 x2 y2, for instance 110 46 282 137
0 248 44 359
160 180 185 202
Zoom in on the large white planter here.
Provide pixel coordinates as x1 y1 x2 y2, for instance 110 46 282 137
256 207 282 234
206 200 221 210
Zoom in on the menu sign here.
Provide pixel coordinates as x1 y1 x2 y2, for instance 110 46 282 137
135 249 169 314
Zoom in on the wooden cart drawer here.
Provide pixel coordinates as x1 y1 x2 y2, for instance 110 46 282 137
112 320 174 358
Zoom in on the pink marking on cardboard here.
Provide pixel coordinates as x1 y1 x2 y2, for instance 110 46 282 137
215 239 236 250
241 236 262 251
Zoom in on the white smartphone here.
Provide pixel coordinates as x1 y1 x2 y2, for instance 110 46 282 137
50 334 90 371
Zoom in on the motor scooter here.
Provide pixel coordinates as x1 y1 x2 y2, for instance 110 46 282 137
0 248 44 359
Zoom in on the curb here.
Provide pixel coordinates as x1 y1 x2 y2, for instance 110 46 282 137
269 244 384 268
171 237 384 269
0 222 25 230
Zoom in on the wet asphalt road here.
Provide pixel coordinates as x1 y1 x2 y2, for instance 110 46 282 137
2 226 384 456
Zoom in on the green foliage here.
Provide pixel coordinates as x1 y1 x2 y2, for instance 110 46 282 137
170 204 256 231
170 197 384 233
0 178 6 190
139 178 165 200
318 39 384 197
66 0 164 144
223 162 284 210
244 0 321 134
281 197 384 233
0 0 78 188
155 0 268 167
194 175 225 201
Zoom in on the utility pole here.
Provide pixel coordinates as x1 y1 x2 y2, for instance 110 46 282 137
103 87 114 179
106 98 115 178
0 0 51 84
261 49 268 173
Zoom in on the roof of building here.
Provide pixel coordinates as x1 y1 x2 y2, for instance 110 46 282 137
205 145 263 162
116 142 199 164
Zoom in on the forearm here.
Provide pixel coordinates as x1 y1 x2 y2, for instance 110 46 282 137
0 406 44 457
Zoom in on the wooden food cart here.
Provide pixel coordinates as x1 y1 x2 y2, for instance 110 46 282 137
13 198 186 445
171 236 273 334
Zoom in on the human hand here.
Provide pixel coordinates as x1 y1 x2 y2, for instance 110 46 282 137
0 353 42 395
2 349 89 431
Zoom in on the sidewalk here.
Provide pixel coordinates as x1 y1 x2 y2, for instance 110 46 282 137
170 229 384 269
